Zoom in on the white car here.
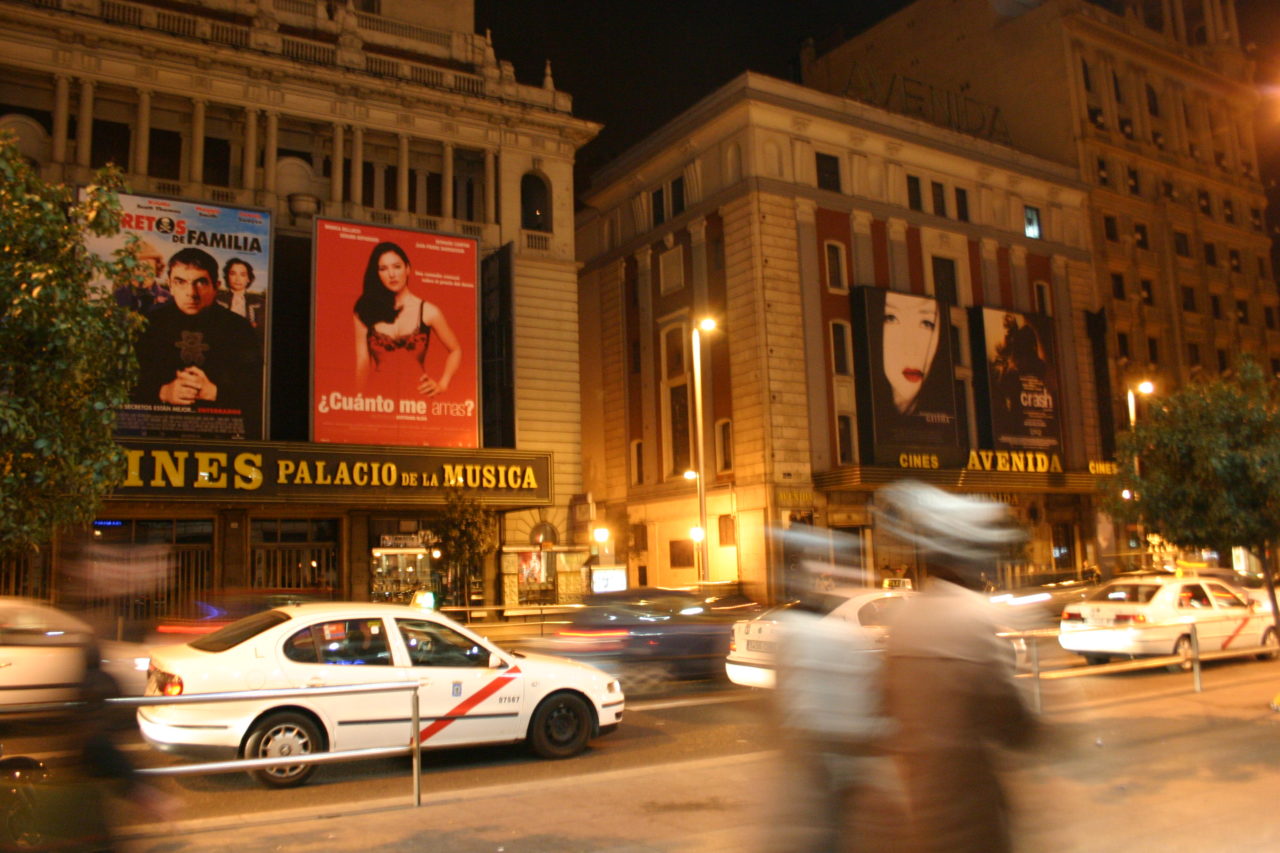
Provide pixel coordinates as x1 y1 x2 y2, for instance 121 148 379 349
138 602 624 787
0 597 150 710
725 589 911 689
1058 573 1279 668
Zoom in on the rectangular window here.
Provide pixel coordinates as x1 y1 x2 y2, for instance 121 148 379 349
716 420 733 473
1188 342 1200 366
1140 279 1154 305
955 187 970 222
1198 189 1212 215
816 153 841 192
931 181 947 217
825 242 847 291
1134 223 1149 250
1104 215 1119 241
907 175 923 211
932 256 959 305
1082 59 1092 92
1230 249 1241 272
836 415 854 465
1034 280 1052 315
1088 105 1106 129
652 187 665 226
1127 167 1141 195
1097 157 1109 186
1211 294 1222 319
667 384 691 476
1272 358 1280 377
1182 286 1196 312
1117 332 1130 359
669 539 695 569
1218 349 1229 372
1111 272 1126 300
631 440 644 485
1252 208 1264 231
670 176 685 217
831 322 851 375
1236 300 1249 324
718 515 736 547
1260 257 1269 279
1147 337 1159 364
1203 242 1217 266
1120 117 1135 139
1174 231 1191 257
1267 307 1276 330
1161 180 1174 199
1024 206 1042 239
1223 199 1235 224
1113 70 1124 102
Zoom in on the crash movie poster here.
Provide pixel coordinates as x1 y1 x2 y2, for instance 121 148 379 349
311 218 479 447
977 307 1063 452
84 192 270 440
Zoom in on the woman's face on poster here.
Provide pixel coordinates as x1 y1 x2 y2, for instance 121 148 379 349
882 291 941 413
226 262 252 293
376 250 410 294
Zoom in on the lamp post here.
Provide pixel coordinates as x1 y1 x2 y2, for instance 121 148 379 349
1126 380 1154 567
691 317 716 583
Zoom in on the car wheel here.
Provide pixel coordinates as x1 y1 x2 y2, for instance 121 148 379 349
618 661 671 696
1083 654 1110 666
1257 628 1280 661
528 692 593 759
244 712 323 788
1167 635 1194 674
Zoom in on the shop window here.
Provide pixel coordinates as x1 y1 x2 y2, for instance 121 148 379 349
252 518 339 591
512 551 555 605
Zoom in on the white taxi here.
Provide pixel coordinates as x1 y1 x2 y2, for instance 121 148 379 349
138 602 624 787
725 589 911 689
1058 573 1278 668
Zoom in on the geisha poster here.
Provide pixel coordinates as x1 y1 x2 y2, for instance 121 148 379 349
312 218 479 447
976 307 1062 453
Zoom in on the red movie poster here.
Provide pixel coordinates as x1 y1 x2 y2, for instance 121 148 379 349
312 219 479 447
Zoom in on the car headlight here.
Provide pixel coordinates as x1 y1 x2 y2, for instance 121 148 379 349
607 679 622 694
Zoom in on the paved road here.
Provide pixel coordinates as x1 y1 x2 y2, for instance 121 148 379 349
105 657 1280 852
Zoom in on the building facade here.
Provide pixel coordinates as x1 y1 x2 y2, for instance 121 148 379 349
802 0 1274 567
576 72 1103 602
0 0 599 624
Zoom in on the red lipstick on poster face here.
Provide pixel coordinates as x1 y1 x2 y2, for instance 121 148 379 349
903 368 924 383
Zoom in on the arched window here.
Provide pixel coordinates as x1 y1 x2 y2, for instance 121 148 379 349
521 172 551 232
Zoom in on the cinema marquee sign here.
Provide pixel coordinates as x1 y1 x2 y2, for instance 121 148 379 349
113 439 552 506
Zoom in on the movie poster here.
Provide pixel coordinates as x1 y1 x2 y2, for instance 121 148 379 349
84 193 270 440
978 307 1063 452
312 219 479 447
852 286 964 466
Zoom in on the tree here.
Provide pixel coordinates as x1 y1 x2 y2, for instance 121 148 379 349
1101 357 1280 619
430 487 499 606
0 136 143 555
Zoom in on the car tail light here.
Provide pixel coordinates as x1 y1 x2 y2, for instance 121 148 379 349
1113 613 1146 624
148 663 184 696
729 638 737 653
556 628 629 652
1061 610 1084 621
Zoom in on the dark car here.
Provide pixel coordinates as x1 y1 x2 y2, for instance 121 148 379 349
535 587 760 694
147 588 333 645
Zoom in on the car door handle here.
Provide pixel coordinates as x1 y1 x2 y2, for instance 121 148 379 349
417 677 431 687
306 677 325 688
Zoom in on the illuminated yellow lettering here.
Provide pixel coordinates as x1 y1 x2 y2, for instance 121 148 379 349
313 461 332 485
996 452 1010 471
276 459 296 483
353 462 368 486
294 461 312 484
194 452 227 488
1011 452 1026 472
150 451 189 488
333 462 352 485
521 466 538 489
122 449 145 487
443 464 464 486
234 453 263 490
482 465 496 488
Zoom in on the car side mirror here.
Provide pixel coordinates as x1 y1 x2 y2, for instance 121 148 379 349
489 652 507 669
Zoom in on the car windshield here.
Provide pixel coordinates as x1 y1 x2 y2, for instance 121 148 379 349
1087 583 1159 604
189 609 291 652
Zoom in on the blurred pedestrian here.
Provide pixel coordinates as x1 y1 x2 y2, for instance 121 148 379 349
875 481 1036 853
765 529 902 852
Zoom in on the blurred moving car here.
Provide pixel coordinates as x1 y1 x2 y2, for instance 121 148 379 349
725 589 909 689
0 598 150 712
529 588 760 694
1058 573 1278 668
139 601 623 787
147 588 332 644
989 574 1100 626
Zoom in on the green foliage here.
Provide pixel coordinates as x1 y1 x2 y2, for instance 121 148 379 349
1101 357 1280 553
431 487 498 575
0 135 142 554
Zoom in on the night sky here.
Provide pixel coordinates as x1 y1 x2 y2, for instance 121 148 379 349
475 0 1280 205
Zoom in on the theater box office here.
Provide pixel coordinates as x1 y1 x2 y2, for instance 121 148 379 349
41 439 562 633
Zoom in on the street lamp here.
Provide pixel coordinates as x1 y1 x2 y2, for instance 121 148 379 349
1126 380 1154 567
691 317 716 582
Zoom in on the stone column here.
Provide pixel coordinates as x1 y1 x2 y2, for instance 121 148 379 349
851 210 875 285
75 78 94 168
373 163 387 210
241 107 258 191
190 98 206 184
442 141 454 221
415 169 428 215
397 133 410 213
52 74 70 165
330 123 344 204
887 217 910 290
134 89 151 176
263 111 279 193
351 125 364 206
634 246 656 483
484 148 496 224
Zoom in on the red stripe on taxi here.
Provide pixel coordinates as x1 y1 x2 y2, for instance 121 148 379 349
418 665 522 744
1221 618 1251 649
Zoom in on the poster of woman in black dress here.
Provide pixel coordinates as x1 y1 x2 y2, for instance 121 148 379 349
981 308 1062 452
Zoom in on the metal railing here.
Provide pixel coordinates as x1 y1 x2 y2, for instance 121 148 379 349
101 683 426 805
1009 620 1279 713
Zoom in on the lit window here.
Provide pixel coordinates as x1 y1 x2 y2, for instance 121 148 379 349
1024 206 1042 239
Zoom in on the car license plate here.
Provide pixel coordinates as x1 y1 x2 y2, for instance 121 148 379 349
746 640 775 653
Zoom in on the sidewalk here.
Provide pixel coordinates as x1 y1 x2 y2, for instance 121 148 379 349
121 668 1280 852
